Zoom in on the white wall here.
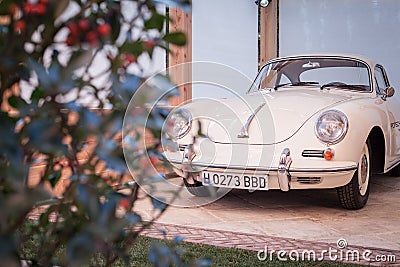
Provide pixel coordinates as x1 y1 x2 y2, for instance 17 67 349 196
279 0 400 89
192 0 259 99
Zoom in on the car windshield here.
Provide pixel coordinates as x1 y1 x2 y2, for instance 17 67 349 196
249 57 371 93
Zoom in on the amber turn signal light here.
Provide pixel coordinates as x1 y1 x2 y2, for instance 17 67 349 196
324 148 334 160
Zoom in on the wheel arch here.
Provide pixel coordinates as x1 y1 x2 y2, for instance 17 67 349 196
367 126 385 174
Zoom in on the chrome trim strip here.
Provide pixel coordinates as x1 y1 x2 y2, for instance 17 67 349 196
302 150 324 158
387 158 400 171
168 160 357 173
237 102 266 138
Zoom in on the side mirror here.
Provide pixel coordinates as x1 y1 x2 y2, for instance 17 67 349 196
383 86 395 100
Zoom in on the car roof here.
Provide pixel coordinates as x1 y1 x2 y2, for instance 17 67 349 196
266 53 378 68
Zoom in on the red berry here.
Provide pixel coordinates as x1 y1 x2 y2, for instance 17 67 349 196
67 22 79 37
33 3 46 15
144 40 155 49
97 23 111 37
78 19 89 31
23 3 34 15
9 4 20 16
14 20 26 33
122 53 136 64
65 35 74 46
39 0 49 5
119 198 130 210
86 30 98 46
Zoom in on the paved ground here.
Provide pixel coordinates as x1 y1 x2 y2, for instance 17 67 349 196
133 173 400 265
140 222 400 266
28 166 400 265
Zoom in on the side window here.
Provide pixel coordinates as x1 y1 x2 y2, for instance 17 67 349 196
278 73 291 85
375 66 388 94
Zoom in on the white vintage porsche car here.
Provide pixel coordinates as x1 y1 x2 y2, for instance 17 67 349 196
162 54 400 210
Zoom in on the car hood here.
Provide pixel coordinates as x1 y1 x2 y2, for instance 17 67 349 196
186 89 352 145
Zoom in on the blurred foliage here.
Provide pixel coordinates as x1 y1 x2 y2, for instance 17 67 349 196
0 0 198 266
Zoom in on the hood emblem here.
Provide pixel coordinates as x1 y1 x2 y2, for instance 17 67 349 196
237 102 266 138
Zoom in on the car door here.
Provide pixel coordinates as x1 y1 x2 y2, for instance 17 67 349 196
375 65 400 162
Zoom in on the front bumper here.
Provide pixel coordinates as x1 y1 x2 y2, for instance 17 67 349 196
166 147 357 191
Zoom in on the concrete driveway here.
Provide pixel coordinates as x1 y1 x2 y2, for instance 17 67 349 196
135 173 400 251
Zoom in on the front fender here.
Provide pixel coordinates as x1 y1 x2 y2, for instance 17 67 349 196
285 96 388 165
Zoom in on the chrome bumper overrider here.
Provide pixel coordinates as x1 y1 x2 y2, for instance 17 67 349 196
182 144 195 171
277 148 292 192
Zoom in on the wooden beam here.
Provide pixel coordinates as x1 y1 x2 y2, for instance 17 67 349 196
168 8 192 106
259 0 278 68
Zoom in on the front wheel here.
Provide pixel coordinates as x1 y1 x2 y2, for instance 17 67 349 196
337 141 371 210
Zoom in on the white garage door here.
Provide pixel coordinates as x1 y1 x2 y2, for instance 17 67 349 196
191 0 258 99
279 0 400 89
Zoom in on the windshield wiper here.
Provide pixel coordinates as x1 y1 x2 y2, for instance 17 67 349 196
274 81 319 90
320 82 366 91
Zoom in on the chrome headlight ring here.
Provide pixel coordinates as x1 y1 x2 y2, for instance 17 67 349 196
164 108 192 140
315 110 348 145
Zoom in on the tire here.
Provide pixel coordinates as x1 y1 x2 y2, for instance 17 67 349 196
389 164 400 177
337 141 371 210
183 177 218 197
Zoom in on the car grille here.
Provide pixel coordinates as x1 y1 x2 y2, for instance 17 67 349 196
294 177 322 184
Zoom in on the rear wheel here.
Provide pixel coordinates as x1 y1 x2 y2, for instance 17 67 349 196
337 141 371 210
183 177 218 197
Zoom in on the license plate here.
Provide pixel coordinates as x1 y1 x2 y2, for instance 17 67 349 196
202 171 268 190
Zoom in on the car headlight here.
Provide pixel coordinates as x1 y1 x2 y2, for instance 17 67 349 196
164 108 192 139
315 110 348 144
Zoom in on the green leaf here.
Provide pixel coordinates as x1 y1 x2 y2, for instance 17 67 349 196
151 197 167 211
31 88 45 102
8 96 19 108
0 235 19 266
77 184 100 219
28 58 52 90
108 8 122 42
17 64 30 81
39 204 59 226
144 13 166 32
26 120 68 155
163 32 186 46
120 41 144 57
0 0 15 15
48 170 62 188
67 232 94 267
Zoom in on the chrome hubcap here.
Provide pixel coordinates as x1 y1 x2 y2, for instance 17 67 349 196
360 154 368 184
358 144 369 196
